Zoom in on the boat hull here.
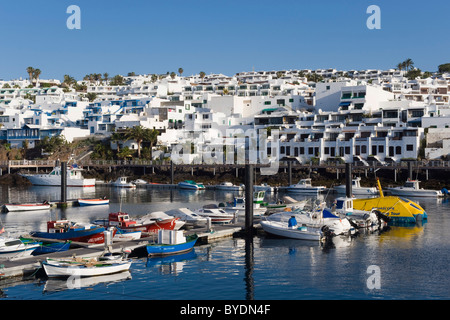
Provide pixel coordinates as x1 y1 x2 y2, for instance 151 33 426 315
387 188 443 198
4 203 51 212
30 226 108 244
334 186 378 195
78 199 110 206
146 235 198 256
286 187 325 194
260 220 322 241
22 175 95 187
42 260 132 277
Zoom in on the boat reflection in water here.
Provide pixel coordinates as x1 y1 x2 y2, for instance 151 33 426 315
146 250 197 275
43 271 132 293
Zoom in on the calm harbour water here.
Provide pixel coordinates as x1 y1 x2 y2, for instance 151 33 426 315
0 185 449 301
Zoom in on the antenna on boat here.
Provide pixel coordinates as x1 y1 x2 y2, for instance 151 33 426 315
376 178 384 197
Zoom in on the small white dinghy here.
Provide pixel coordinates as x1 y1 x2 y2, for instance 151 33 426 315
0 237 41 259
42 252 132 277
4 201 51 212
260 220 323 241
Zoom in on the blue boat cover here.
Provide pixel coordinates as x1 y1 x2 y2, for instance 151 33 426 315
322 208 340 219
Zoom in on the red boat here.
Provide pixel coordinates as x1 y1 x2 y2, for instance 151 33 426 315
94 212 178 237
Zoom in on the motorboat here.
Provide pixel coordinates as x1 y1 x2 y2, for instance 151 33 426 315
267 205 354 236
178 180 205 190
386 179 444 198
111 177 136 188
286 178 326 194
333 177 378 196
193 204 235 224
42 255 132 278
220 191 267 216
260 220 323 241
113 229 142 241
78 198 109 206
0 237 41 259
165 208 208 226
215 182 244 191
352 178 428 225
146 230 198 257
4 200 51 212
30 220 111 244
94 212 178 236
20 165 95 187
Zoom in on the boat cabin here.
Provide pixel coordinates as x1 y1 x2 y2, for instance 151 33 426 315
403 179 420 189
108 212 137 228
296 179 312 187
47 220 77 233
334 197 354 214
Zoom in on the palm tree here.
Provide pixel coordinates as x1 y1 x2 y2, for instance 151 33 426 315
33 69 41 85
125 125 146 158
145 128 159 159
199 71 206 80
170 72 176 79
396 63 403 71
151 74 158 83
26 67 35 84
103 73 109 84
110 131 125 153
404 58 414 71
178 68 184 77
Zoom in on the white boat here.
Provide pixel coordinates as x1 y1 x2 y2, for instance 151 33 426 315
260 220 323 241
165 208 208 226
132 179 147 185
193 205 236 224
287 178 326 194
111 177 136 188
333 177 378 196
113 229 142 241
78 198 109 206
267 207 354 236
0 237 41 258
4 201 51 212
42 257 132 278
263 196 308 213
386 179 444 198
21 165 96 187
178 180 205 190
221 191 267 216
215 182 244 191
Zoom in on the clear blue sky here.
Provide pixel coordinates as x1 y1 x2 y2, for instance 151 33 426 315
0 0 448 81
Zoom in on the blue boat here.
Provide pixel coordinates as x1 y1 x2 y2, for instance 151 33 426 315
20 237 72 255
146 234 198 257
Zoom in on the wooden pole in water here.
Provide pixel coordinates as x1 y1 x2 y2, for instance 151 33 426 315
60 162 67 206
345 162 352 198
245 163 254 233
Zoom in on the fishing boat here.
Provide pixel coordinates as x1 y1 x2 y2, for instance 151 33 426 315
352 178 428 225
178 180 205 190
137 211 185 230
220 191 267 216
333 177 378 196
260 220 323 241
0 237 41 258
215 182 244 191
111 177 136 188
193 204 235 224
286 178 326 194
94 212 178 236
42 256 132 278
146 230 198 257
165 208 208 226
29 220 110 244
3 200 51 212
386 179 444 198
20 165 95 187
78 198 109 206
20 238 72 255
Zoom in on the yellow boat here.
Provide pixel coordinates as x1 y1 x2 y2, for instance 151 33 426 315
352 178 428 225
